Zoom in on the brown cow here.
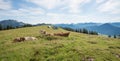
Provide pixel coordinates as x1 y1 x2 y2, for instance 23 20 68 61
13 37 25 42
54 32 70 37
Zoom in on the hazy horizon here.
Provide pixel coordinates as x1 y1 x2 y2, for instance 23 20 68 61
0 0 120 24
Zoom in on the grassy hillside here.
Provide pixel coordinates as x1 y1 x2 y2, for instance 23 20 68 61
0 26 120 61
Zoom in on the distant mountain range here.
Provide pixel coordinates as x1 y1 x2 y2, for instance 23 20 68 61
110 22 120 27
55 23 120 35
0 19 120 35
54 23 102 29
0 19 25 28
86 23 120 35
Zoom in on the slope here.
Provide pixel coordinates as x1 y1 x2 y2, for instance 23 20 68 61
0 26 120 61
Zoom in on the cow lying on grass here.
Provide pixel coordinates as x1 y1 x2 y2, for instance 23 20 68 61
40 30 70 37
13 37 37 43
54 32 70 37
40 30 53 36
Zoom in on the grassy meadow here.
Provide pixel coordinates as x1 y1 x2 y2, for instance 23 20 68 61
0 26 120 61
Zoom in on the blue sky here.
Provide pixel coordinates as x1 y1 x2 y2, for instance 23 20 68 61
0 0 120 24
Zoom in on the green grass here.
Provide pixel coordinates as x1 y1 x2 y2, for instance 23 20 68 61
0 26 120 61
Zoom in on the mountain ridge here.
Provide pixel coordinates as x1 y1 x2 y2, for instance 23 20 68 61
0 19 120 35
0 19 25 28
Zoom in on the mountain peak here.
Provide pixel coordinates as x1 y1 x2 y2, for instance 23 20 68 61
0 19 25 28
100 23 114 27
1 19 17 22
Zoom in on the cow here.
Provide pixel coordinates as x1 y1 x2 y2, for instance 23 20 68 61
40 30 46 34
39 30 70 37
13 37 37 43
48 26 52 28
39 30 53 36
24 37 37 41
54 32 70 37
13 37 25 42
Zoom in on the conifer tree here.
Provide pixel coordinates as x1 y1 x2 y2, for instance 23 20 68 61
0 24 2 30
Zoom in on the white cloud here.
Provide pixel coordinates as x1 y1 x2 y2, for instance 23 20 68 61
27 0 91 13
44 13 103 24
27 0 65 9
68 0 91 13
0 7 46 24
0 0 12 10
96 0 105 3
97 0 120 14
0 0 119 24
19 8 45 15
0 7 45 16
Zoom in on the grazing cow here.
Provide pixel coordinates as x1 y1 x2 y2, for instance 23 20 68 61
54 32 70 37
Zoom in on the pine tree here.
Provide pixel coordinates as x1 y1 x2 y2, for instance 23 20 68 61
79 29 82 33
75 29 78 32
89 31 98 35
108 35 111 38
114 35 116 38
22 24 33 27
82 28 88 34
0 24 2 30
118 35 120 39
6 25 9 30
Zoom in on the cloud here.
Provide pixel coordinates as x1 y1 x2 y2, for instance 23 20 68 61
97 0 120 14
68 0 91 13
0 7 45 16
45 13 102 24
0 7 46 24
27 0 65 9
96 0 105 3
0 0 120 24
27 0 91 13
0 0 12 10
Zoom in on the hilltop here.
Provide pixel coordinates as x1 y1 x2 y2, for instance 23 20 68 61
0 26 120 61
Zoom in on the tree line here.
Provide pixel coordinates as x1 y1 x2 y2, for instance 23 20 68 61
108 35 120 39
62 27 98 35
62 27 120 38
75 28 98 35
0 24 33 30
